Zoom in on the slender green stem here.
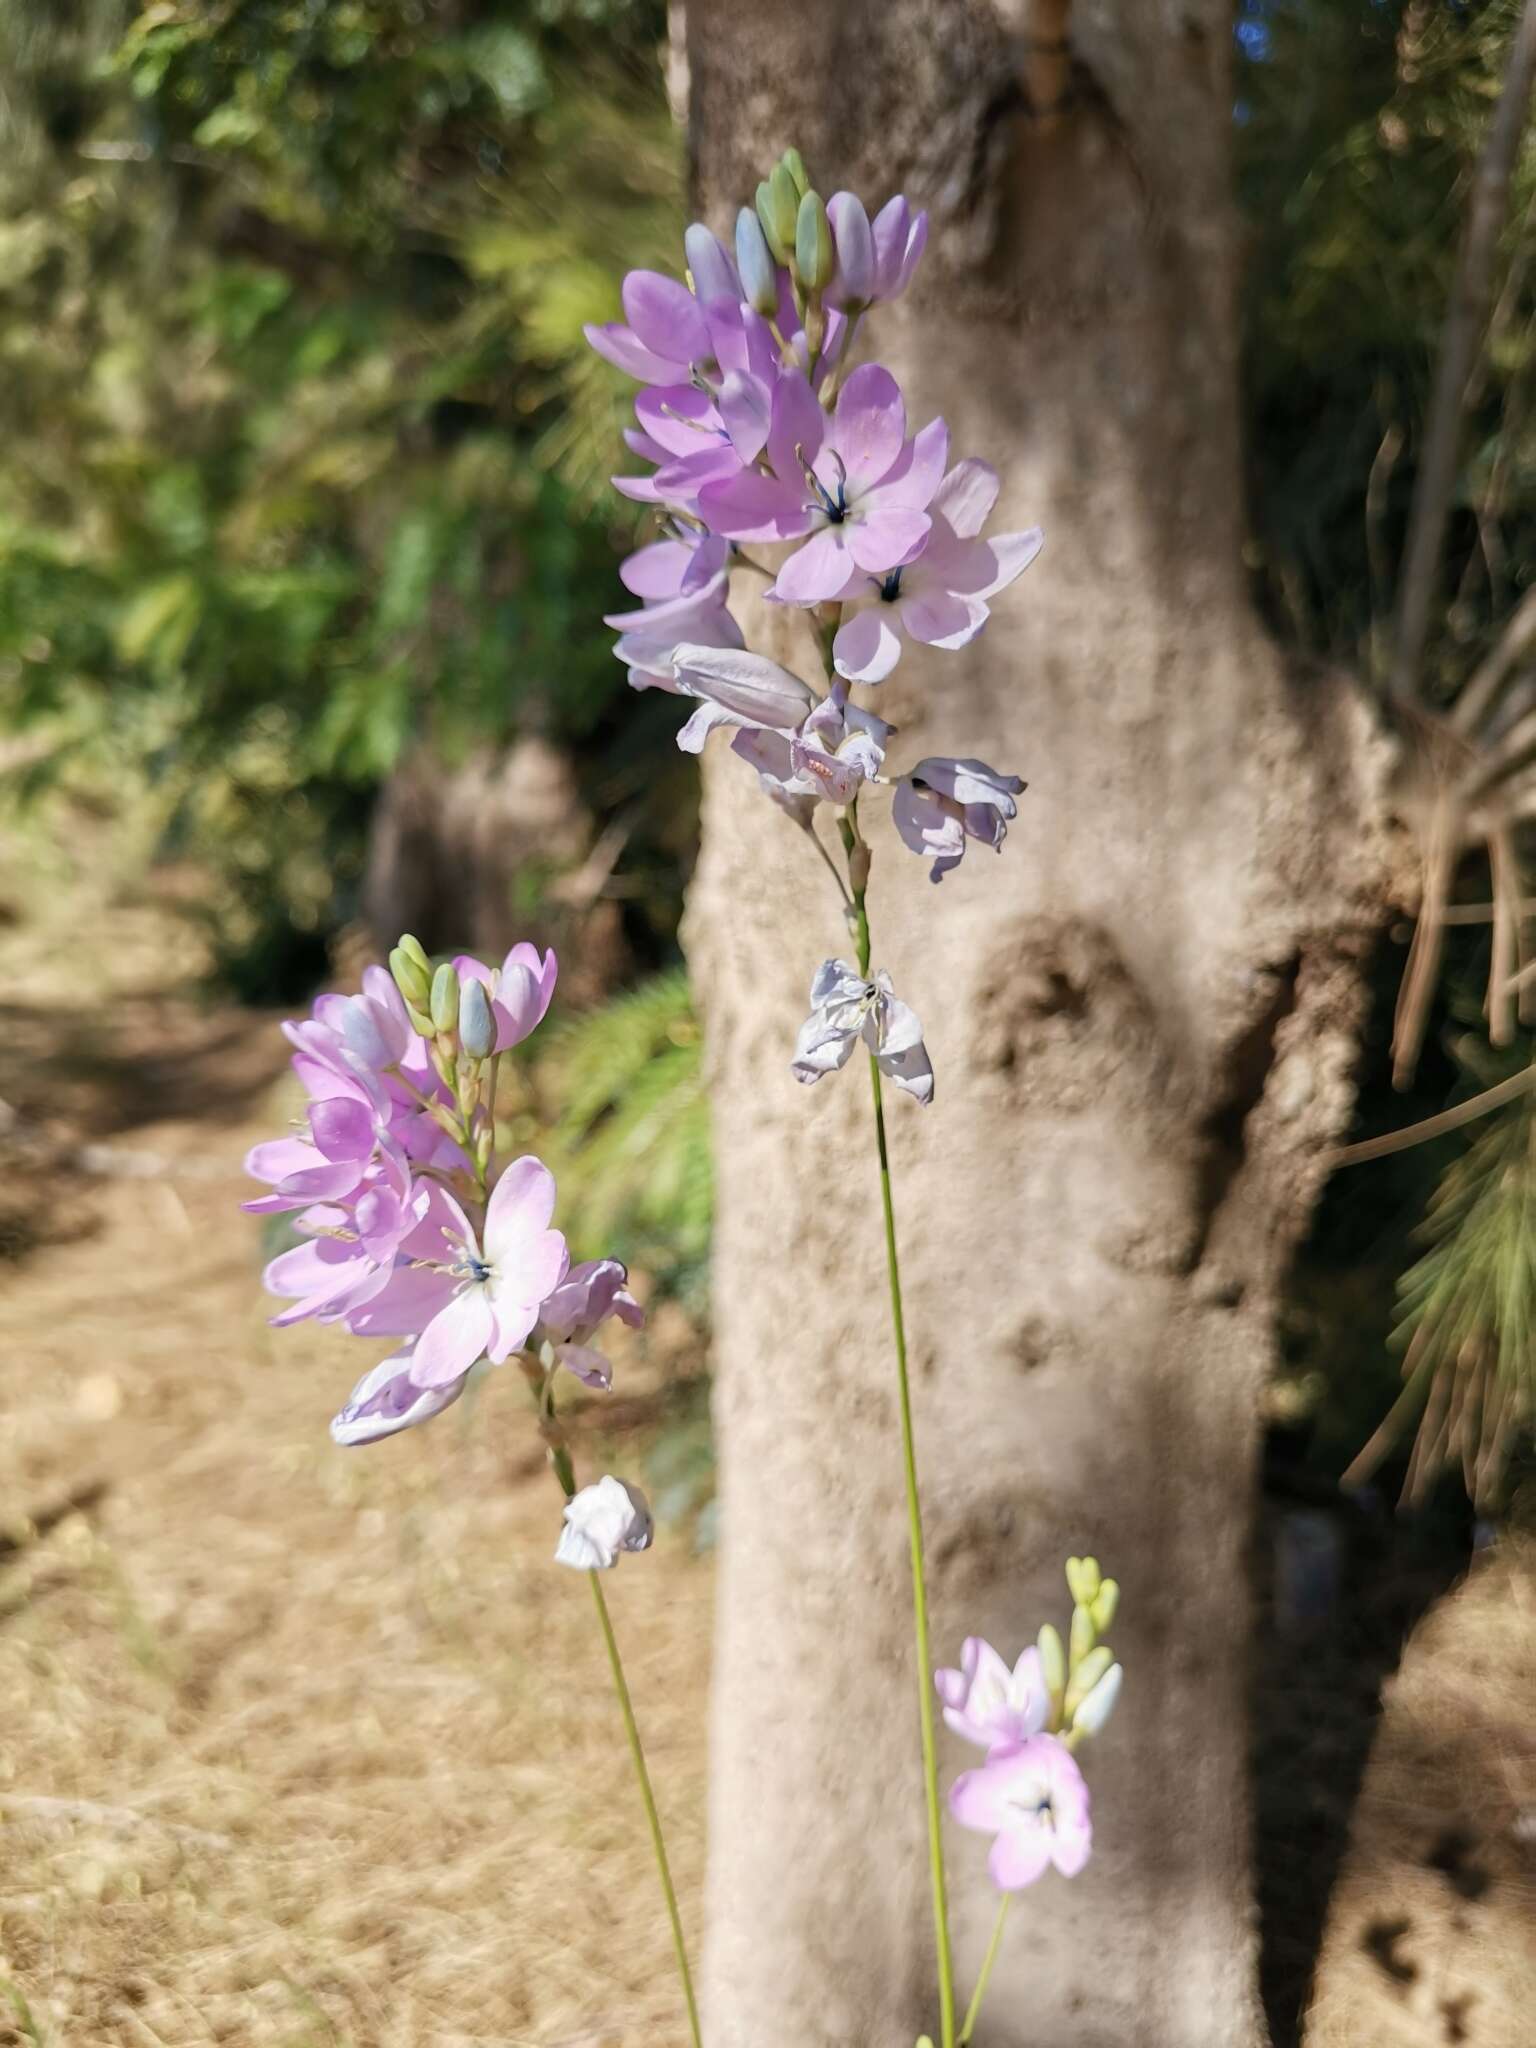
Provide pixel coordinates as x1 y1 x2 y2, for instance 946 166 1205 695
958 1894 1011 2045
588 1570 704 2048
841 803 955 2047
868 1051 957 2048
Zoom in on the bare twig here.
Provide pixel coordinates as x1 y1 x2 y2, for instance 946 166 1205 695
1450 583 1536 737
1388 0 1536 706
1392 783 1462 1086
1331 1061 1536 1167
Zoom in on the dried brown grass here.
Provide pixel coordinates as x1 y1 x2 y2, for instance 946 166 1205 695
0 812 711 2048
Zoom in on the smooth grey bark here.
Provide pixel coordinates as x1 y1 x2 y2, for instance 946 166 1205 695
680 6 1390 2043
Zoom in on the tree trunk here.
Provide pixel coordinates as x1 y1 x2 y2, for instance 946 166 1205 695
680 5 1389 2043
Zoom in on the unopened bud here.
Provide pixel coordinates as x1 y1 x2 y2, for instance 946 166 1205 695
429 961 460 1036
760 164 799 262
781 147 809 197
735 208 779 316
459 977 495 1060
389 940 433 1008
1064 1645 1115 1724
827 190 874 304
795 190 833 291
404 1000 434 1038
684 221 737 307
1090 1578 1119 1634
1037 1621 1065 1704
1069 1602 1095 1669
1070 1661 1123 1739
1065 1555 1101 1607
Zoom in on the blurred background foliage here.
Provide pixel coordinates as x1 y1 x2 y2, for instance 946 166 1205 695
0 0 683 993
3 0 1536 1495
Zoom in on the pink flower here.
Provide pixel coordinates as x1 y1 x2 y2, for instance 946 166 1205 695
404 1156 570 1389
451 946 558 1052
893 757 1026 883
831 462 1044 684
700 366 948 602
607 534 743 694
668 644 819 756
536 1257 644 1390
949 1735 1093 1890
935 1638 1051 1752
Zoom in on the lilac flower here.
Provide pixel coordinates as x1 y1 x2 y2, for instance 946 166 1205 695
450 945 558 1053
261 1150 434 1330
949 1734 1093 1890
607 534 743 694
397 1157 570 1389
613 374 773 510
831 463 1044 685
536 1258 645 1390
791 960 934 1105
893 757 1026 883
330 1344 470 1447
584 269 717 384
701 366 948 602
669 644 819 755
871 194 928 301
786 683 892 805
935 1638 1051 1752
555 1475 654 1571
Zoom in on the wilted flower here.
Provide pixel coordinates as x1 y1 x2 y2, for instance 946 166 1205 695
893 757 1026 883
329 1344 470 1447
949 1734 1093 1890
669 643 820 754
935 1638 1050 1753
555 1475 655 1571
791 960 934 1105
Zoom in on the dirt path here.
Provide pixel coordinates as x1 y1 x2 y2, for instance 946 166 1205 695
0 831 712 2048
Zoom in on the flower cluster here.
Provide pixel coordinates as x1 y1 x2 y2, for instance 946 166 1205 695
245 935 649 1566
588 148 1039 1103
936 1558 1123 1891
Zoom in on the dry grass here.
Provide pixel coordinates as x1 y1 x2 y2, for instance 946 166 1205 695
0 809 712 2048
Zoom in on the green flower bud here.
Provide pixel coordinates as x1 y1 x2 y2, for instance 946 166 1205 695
781 146 809 197
1069 1601 1095 1669
795 189 833 291
388 944 432 1009
458 976 495 1060
1090 1578 1119 1634
1037 1621 1066 1704
735 207 779 316
1070 1661 1123 1739
1065 1555 1101 1607
757 173 796 263
1064 1645 1115 1724
429 961 460 1036
404 1000 434 1038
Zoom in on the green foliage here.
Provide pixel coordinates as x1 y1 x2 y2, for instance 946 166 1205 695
0 0 680 991
539 967 710 1304
1387 1068 1536 1507
1239 0 1536 693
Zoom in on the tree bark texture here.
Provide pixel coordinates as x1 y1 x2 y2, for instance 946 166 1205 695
680 5 1391 2043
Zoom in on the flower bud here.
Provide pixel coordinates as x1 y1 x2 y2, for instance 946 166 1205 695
1069 1661 1123 1739
684 221 738 307
1090 1577 1119 1634
735 207 779 316
795 190 833 291
826 190 874 304
458 976 495 1059
1037 1621 1065 1704
429 961 460 1035
404 1000 434 1038
1069 1601 1095 1669
389 940 432 1009
757 173 796 264
781 147 809 197
1065 1555 1101 1607
1063 1645 1115 1725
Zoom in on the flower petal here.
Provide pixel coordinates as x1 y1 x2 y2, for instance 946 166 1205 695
411 1287 495 1389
